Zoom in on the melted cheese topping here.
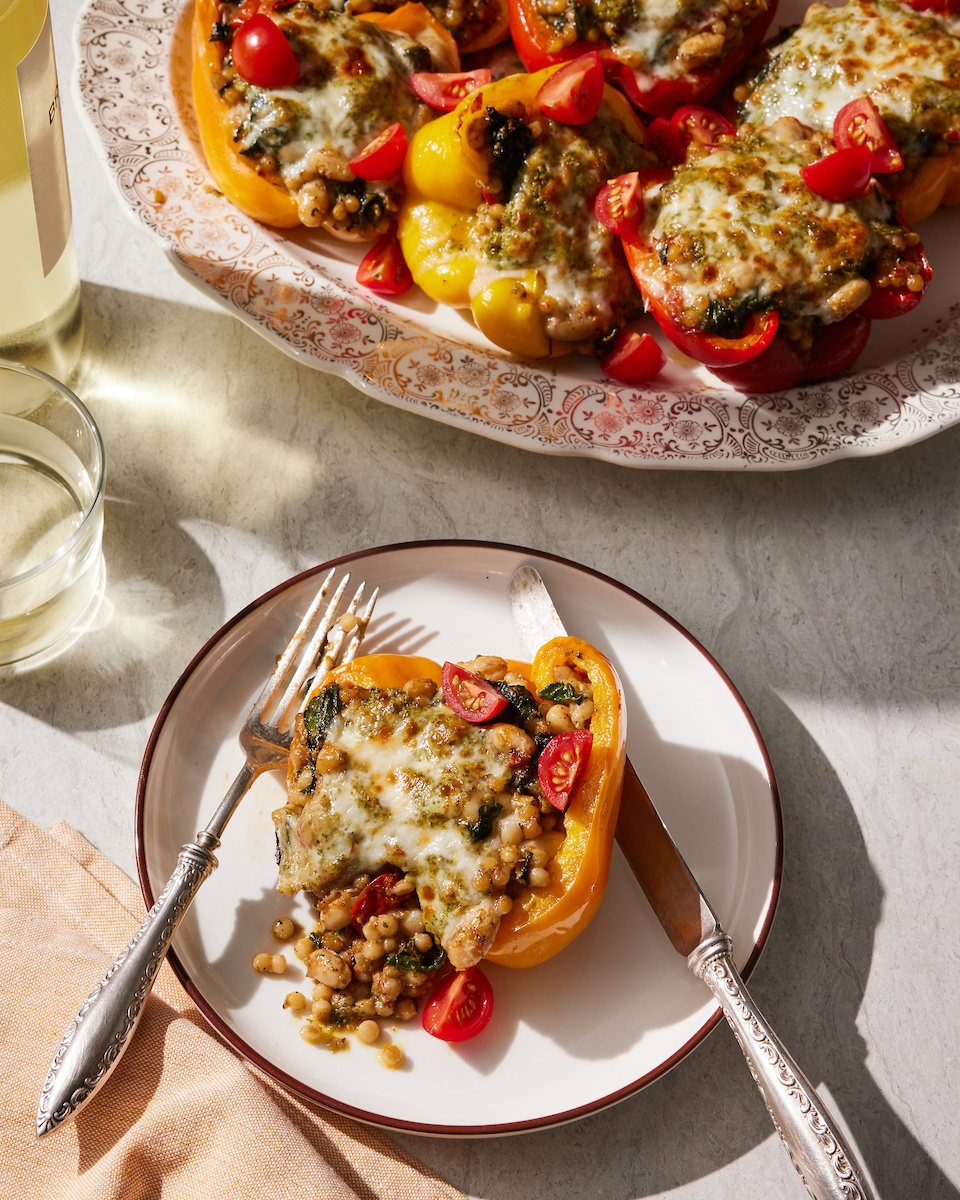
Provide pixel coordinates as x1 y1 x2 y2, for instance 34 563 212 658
469 104 650 341
643 128 899 324
233 10 425 173
275 687 514 964
739 0 960 163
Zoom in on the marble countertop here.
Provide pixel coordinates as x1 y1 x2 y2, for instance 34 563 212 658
4 1 959 1196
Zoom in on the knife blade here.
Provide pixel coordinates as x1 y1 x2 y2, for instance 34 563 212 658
510 565 718 957
509 565 877 1200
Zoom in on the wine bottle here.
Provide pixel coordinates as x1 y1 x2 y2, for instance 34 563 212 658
0 0 83 380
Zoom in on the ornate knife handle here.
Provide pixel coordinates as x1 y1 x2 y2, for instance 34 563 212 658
35 834 219 1137
690 932 876 1200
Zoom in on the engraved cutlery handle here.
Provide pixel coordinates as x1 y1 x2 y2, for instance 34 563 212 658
35 834 219 1136
690 933 876 1200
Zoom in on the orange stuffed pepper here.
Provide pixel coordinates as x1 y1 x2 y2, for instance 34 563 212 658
191 0 459 235
273 638 625 1039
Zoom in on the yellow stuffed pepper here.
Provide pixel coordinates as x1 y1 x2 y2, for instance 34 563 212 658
276 639 625 988
397 62 657 357
191 0 458 235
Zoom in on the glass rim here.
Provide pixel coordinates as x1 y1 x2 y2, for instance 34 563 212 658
0 357 106 594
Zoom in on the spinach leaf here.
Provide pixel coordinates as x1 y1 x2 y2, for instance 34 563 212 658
303 684 340 748
385 939 447 973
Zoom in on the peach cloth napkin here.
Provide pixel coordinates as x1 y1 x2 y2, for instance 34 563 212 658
0 801 466 1200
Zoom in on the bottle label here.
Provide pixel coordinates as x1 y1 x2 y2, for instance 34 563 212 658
17 7 72 278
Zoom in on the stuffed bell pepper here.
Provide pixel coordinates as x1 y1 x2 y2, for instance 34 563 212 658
192 0 458 234
598 117 932 392
273 638 625 1042
507 0 778 117
734 0 960 225
398 60 664 365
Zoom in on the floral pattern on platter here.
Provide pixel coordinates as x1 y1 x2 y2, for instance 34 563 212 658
74 0 960 469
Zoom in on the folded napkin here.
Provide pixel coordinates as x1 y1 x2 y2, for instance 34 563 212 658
0 801 465 1200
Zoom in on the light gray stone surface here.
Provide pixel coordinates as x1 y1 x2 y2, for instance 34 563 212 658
2 3 958 1197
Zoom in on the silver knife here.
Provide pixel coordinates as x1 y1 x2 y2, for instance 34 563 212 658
510 565 877 1200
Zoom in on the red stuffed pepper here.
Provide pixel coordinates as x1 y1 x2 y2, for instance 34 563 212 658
598 119 931 391
508 0 778 117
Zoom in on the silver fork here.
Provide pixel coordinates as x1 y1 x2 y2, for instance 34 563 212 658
35 569 378 1138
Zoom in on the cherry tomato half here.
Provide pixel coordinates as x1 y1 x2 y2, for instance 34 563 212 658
536 52 604 125
594 168 670 240
800 144 873 202
834 98 904 174
349 123 408 181
441 661 508 723
538 729 593 812
669 105 734 156
410 70 492 112
231 13 299 88
600 329 665 384
356 236 413 296
421 966 495 1042
350 867 404 926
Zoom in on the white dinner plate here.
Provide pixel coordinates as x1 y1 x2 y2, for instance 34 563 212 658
73 0 960 469
136 541 782 1135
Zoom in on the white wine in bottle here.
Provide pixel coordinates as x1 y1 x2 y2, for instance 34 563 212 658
0 0 83 380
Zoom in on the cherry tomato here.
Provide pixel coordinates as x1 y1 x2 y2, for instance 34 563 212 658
538 729 593 812
594 168 670 240
669 105 734 155
349 123 408 182
800 144 873 202
536 53 604 125
350 868 404 926
421 966 495 1042
230 14 299 88
410 70 492 112
834 98 904 174
356 236 413 296
600 329 665 384
441 662 508 723
859 240 932 320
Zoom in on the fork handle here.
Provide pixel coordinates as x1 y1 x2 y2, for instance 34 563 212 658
689 933 876 1200
35 833 219 1137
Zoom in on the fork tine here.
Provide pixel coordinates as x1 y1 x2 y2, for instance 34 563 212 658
266 571 352 725
274 578 379 730
339 585 379 665
251 567 337 717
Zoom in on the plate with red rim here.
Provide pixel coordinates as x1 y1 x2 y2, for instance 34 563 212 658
73 0 960 469
136 540 782 1135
